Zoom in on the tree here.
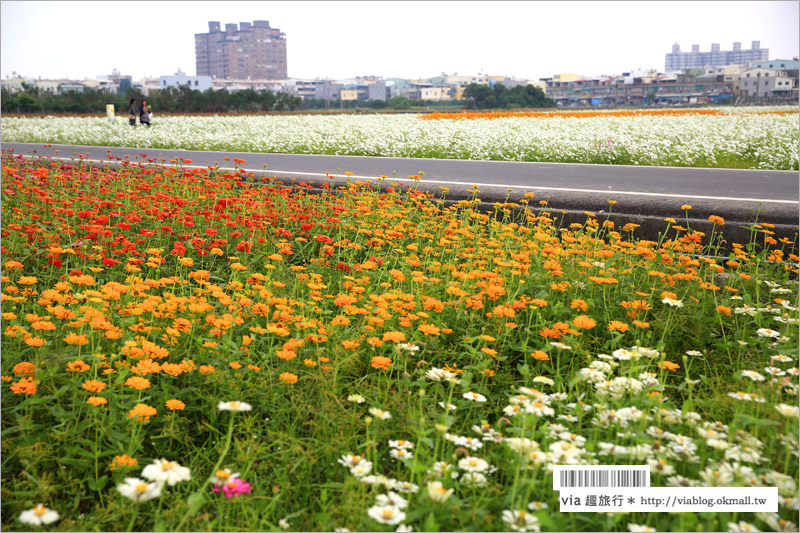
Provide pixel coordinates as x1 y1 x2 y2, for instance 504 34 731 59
388 95 412 110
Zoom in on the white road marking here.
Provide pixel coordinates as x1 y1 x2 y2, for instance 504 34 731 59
18 154 800 205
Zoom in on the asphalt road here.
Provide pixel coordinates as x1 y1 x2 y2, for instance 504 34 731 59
4 142 798 245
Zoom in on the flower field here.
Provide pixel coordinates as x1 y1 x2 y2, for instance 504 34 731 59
1 152 798 532
2 106 798 170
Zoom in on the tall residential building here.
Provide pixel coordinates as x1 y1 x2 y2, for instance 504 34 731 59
195 20 287 80
665 41 769 72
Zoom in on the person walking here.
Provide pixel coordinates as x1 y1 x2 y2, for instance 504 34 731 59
139 99 152 127
128 98 138 126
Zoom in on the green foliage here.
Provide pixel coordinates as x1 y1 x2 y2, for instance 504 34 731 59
464 83 555 109
1 86 300 115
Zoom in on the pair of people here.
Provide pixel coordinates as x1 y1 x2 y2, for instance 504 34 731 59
127 98 153 127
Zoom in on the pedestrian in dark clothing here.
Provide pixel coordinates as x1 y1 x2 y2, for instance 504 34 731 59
128 99 137 126
140 99 151 127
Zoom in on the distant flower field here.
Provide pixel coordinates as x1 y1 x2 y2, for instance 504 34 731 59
1 152 798 532
2 106 798 169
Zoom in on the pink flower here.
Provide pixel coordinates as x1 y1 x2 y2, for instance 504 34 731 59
213 477 251 498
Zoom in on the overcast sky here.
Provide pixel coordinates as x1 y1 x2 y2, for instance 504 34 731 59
2 1 798 81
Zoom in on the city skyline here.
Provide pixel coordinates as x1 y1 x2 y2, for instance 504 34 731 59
1 1 798 82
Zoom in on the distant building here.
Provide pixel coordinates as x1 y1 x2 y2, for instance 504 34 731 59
160 69 212 91
738 67 796 99
195 20 287 80
665 42 769 72
748 59 799 72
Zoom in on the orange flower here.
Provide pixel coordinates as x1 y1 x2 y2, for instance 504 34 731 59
276 349 297 360
66 360 91 373
333 294 356 306
165 399 186 411
481 347 498 357
658 361 680 371
708 215 725 225
82 379 106 393
572 315 597 330
64 332 90 346
13 362 36 375
633 320 650 328
131 358 161 375
383 331 406 343
530 350 550 361
539 327 561 339
110 454 138 470
124 376 151 390
199 365 215 375
127 403 157 422
161 363 184 376
279 372 298 384
418 323 441 336
570 299 588 312
716 305 732 316
341 340 360 349
607 321 629 333
10 378 37 395
371 356 392 370
87 396 108 406
229 361 242 370
24 337 46 347
330 316 351 326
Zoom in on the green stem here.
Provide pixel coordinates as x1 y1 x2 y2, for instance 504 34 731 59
125 505 139 532
175 414 237 532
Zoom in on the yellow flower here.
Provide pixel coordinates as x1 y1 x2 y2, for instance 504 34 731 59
681 204 692 210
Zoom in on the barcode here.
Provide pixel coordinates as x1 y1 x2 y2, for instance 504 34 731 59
559 469 648 488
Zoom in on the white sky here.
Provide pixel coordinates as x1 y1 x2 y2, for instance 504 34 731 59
1 1 798 81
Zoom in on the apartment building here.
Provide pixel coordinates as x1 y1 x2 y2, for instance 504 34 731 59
738 67 795 99
195 20 287 80
665 41 769 72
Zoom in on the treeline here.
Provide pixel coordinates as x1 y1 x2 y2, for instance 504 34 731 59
2 82 556 115
463 83 555 109
0 84 302 114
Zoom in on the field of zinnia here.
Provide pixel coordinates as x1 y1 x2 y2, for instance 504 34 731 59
1 106 798 170
1 151 798 532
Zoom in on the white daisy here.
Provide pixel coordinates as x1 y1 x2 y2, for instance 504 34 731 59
117 477 163 502
141 459 191 486
19 505 60 526
217 401 252 412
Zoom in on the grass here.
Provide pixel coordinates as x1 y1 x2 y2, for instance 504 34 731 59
1 152 798 532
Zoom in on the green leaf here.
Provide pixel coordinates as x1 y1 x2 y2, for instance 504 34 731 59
424 512 439 533
186 492 206 515
88 475 108 491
